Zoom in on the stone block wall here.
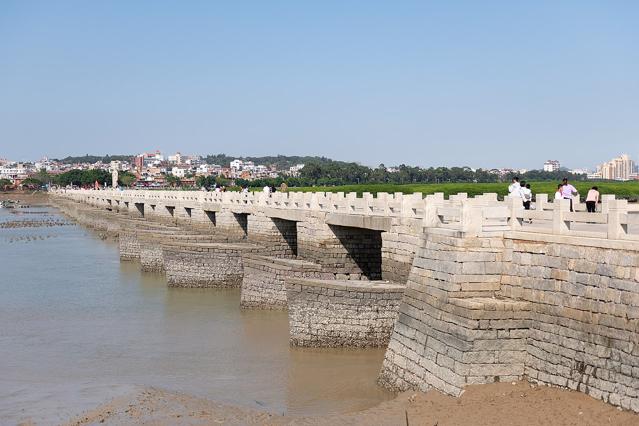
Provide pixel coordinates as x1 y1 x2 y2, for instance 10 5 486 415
297 214 383 280
140 243 164 272
501 239 639 412
379 230 639 412
119 230 140 261
382 217 422 284
247 213 297 258
286 278 404 347
139 233 232 273
379 294 530 395
378 231 519 394
240 255 333 309
216 211 248 240
186 208 218 232
145 203 177 225
163 242 263 288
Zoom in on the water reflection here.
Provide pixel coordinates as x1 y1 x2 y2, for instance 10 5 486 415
0 206 394 424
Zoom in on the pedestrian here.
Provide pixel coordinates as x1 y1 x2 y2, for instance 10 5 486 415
520 182 532 210
508 177 521 197
560 178 579 212
263 184 271 195
586 186 600 213
554 184 563 201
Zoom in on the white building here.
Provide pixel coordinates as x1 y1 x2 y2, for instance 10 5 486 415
0 163 32 182
543 160 560 172
289 164 305 176
168 152 182 165
195 164 210 175
170 167 186 178
569 168 589 176
230 159 243 170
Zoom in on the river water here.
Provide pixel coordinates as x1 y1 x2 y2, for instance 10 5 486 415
0 204 394 425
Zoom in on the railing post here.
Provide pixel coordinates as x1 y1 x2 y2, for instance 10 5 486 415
507 195 524 230
601 194 616 214
607 199 628 240
535 193 548 211
423 193 444 228
362 192 373 215
552 199 571 234
460 199 482 236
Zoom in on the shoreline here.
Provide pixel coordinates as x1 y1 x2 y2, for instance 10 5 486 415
59 381 639 426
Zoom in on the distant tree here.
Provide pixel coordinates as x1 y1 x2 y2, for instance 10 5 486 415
118 171 137 187
0 178 12 191
165 175 181 187
53 169 110 187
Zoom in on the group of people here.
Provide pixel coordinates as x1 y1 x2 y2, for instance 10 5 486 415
509 177 601 213
507 177 533 209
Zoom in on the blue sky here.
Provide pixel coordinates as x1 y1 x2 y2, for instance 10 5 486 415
1 1 637 169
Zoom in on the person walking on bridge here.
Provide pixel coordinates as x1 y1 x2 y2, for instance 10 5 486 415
508 177 521 197
560 178 579 212
586 186 600 213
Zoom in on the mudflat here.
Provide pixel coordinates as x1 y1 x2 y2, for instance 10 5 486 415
64 381 638 426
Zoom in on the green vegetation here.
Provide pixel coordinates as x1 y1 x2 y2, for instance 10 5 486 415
4 169 140 189
196 175 231 188
203 154 334 169
165 175 182 187
117 171 137 187
55 154 133 164
288 181 639 200
0 178 12 190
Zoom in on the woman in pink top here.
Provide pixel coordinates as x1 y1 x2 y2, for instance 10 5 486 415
586 186 600 213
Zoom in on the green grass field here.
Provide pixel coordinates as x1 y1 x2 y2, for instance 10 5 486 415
288 181 639 200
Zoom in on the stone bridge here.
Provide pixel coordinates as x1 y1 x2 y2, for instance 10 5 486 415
52 188 639 412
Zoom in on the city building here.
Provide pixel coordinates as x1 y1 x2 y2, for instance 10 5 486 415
543 160 560 172
168 152 182 164
569 168 589 176
288 164 305 176
596 154 635 181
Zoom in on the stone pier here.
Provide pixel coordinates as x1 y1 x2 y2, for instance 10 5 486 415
286 278 405 347
139 233 230 273
164 242 263 288
240 254 333 309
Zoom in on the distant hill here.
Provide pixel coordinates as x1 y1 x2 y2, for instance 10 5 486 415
55 153 340 168
56 154 133 164
203 154 341 168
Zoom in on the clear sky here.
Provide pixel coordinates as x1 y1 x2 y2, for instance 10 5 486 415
1 1 637 169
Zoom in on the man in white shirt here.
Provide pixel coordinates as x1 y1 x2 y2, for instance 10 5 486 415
520 182 532 209
508 177 521 198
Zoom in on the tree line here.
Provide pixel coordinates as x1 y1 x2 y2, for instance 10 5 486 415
18 169 136 188
235 161 589 188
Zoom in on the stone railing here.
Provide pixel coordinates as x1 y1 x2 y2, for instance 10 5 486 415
52 189 639 242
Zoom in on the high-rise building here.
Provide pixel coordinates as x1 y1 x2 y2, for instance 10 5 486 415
543 160 560 172
596 154 635 181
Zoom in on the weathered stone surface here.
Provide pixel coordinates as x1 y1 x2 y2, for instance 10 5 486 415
164 242 263 288
54 189 639 412
240 254 333 309
286 278 404 348
379 231 639 412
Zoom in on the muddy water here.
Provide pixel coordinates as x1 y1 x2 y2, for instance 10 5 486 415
0 205 394 425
